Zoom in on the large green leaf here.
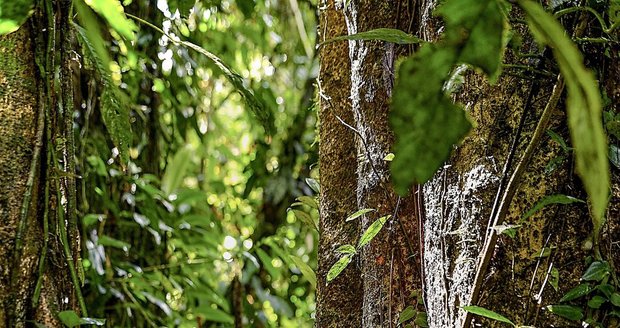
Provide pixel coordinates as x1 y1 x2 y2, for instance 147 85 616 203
546 305 584 321
83 0 137 40
521 0 610 237
161 146 193 196
391 46 471 191
289 255 317 288
0 0 34 35
326 253 353 282
521 194 584 220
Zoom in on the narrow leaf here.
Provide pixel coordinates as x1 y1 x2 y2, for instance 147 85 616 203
336 244 356 254
357 215 390 248
521 194 584 221
346 208 375 222
296 196 318 209
462 306 515 326
522 0 610 238
321 28 423 45
98 235 131 251
289 255 317 289
305 178 320 194
327 254 353 282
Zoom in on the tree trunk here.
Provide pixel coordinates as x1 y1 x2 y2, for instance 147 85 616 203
0 2 83 326
317 1 620 328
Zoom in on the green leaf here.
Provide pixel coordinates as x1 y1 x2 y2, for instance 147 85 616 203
197 307 234 324
581 261 610 281
161 146 193 196
438 0 506 79
327 254 353 282
296 196 318 209
98 235 131 251
321 28 423 45
289 255 317 288
521 0 610 238
82 0 137 40
336 244 356 254
80 318 106 326
559 283 591 302
549 267 559 291
398 306 416 324
547 130 570 152
595 284 615 298
414 312 429 327
305 178 320 194
610 292 620 307
546 305 584 321
256 248 280 280
291 209 318 230
521 194 584 221
461 305 515 326
0 0 34 35
587 295 606 309
58 311 82 328
610 144 620 169
357 215 390 248
391 47 472 191
384 153 395 161
346 208 375 222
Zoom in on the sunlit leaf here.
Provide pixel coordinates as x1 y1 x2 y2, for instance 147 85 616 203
336 244 356 254
462 306 515 326
161 146 193 196
346 208 375 222
82 0 137 40
357 215 390 248
0 0 34 35
522 0 609 238
321 28 423 45
326 254 353 282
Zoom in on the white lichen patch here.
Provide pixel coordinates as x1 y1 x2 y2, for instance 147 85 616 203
423 158 499 328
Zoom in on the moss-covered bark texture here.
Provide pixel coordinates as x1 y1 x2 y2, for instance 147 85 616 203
0 3 82 327
419 3 620 328
317 0 424 327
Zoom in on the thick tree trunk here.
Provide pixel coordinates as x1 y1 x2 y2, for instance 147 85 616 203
317 0 423 327
0 2 82 327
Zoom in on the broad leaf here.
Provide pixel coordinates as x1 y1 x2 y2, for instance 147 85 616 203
346 208 375 222
358 215 390 248
462 305 515 326
521 194 584 220
559 283 590 302
321 28 423 45
58 311 82 328
522 0 609 238
83 0 137 40
546 305 584 321
581 261 610 281
161 146 193 196
398 306 416 324
0 0 34 35
326 254 352 282
587 295 606 309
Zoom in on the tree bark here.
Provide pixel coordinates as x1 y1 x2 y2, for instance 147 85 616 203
0 2 82 326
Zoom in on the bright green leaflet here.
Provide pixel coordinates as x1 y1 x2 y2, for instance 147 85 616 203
346 208 375 222
462 306 515 326
521 0 610 241
83 0 137 40
326 253 352 282
336 244 356 254
398 306 416 324
358 215 390 248
0 0 34 35
161 146 194 196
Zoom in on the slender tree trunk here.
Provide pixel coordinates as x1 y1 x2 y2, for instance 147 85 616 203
0 2 83 326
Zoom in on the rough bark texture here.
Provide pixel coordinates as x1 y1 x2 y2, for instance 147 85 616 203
315 1 362 326
418 4 620 328
317 0 424 327
0 2 82 326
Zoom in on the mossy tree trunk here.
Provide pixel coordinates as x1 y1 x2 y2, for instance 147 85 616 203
0 1 84 327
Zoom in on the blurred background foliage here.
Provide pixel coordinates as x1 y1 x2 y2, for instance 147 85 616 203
76 0 319 326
